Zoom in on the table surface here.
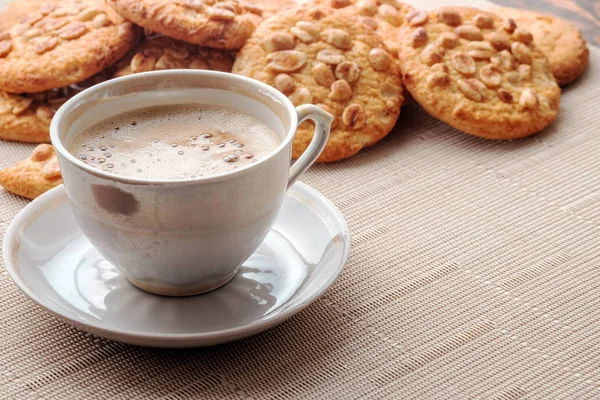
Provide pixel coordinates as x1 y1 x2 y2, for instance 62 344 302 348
495 0 600 46
2 0 600 399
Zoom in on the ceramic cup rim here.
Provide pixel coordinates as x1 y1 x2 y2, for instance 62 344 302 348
50 70 298 186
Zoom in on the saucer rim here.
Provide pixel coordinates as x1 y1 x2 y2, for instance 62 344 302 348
3 182 350 344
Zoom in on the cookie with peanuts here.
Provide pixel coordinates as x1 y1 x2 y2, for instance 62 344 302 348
0 90 63 143
0 144 62 199
252 0 301 19
491 6 589 87
107 0 263 49
0 0 42 32
113 34 236 77
0 0 141 93
397 7 560 140
233 7 403 162
311 0 415 56
0 71 110 143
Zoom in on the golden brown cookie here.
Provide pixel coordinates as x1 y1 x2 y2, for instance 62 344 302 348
103 0 128 24
0 0 141 93
491 7 589 87
233 7 403 162
0 0 42 32
107 0 263 49
0 91 58 143
0 144 62 199
0 71 109 143
113 34 236 77
397 7 561 140
253 0 301 18
312 0 414 56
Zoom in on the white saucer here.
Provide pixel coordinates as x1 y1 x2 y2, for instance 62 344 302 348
3 182 349 348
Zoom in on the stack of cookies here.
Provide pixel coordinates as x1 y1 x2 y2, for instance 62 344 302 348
0 1 141 143
0 0 591 199
0 0 253 198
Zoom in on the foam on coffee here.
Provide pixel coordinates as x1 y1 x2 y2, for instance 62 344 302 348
69 104 281 180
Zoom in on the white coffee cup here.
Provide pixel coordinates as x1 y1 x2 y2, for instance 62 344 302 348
50 70 332 296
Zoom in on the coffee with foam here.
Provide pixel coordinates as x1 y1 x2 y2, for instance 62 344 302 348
69 104 281 180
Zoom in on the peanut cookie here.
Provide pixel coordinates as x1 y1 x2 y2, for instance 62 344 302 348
0 0 141 93
0 91 60 143
233 7 403 162
113 34 235 77
312 0 414 56
107 0 263 49
0 0 41 32
397 7 560 140
253 0 300 18
0 144 62 199
0 72 109 143
491 7 589 87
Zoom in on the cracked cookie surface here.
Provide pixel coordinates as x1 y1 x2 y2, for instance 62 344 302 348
0 0 140 93
311 0 414 56
233 7 403 162
107 0 263 49
0 72 109 143
491 7 589 87
113 33 236 77
397 7 560 140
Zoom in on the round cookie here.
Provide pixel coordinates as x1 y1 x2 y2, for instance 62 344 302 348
107 0 263 49
0 0 141 93
113 34 236 77
233 7 403 162
312 0 414 56
397 7 560 140
491 7 589 87
0 71 109 143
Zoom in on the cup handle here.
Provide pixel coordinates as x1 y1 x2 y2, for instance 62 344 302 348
288 104 333 189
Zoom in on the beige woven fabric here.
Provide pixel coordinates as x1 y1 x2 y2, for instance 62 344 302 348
2 0 600 398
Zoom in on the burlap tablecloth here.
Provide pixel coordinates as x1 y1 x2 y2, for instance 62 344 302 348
2 0 600 398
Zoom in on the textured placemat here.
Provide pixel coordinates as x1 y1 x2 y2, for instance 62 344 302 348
2 1 600 399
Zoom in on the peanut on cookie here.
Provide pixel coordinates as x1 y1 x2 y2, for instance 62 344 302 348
251 0 301 19
311 0 415 56
0 71 110 143
397 7 561 140
0 0 141 93
0 144 62 199
0 91 61 143
233 7 403 162
491 7 589 87
107 0 263 49
0 0 41 32
113 34 236 77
